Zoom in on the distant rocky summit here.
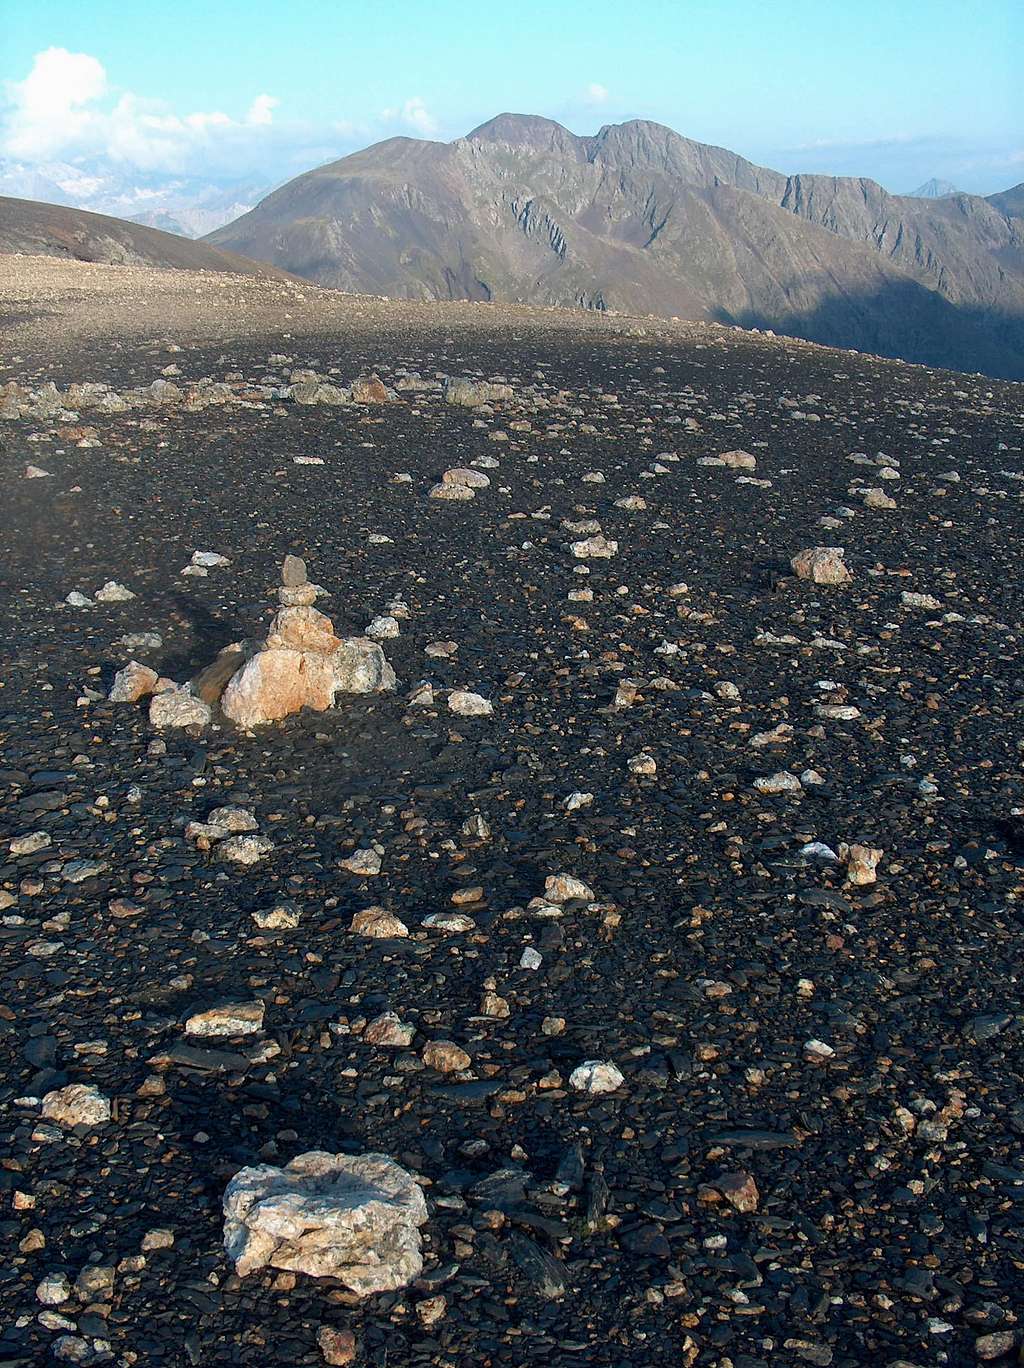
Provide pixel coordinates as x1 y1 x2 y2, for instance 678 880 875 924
905 178 960 199
208 113 1024 379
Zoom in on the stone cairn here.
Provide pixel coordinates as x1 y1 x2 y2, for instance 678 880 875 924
217 555 397 726
111 556 398 729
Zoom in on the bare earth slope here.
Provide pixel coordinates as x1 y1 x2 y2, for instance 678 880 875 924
0 194 297 279
1 257 1024 1367
208 114 1024 379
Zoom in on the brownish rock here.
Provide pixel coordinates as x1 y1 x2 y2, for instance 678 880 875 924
421 1040 470 1073
190 643 247 705
221 648 338 726
317 1327 357 1365
350 374 389 403
790 546 853 585
108 660 159 703
717 1170 760 1213
266 605 341 654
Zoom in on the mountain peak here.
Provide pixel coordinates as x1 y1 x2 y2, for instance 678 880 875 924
465 113 579 152
906 177 960 199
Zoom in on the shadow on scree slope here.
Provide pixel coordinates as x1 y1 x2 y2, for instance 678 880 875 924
723 275 1024 383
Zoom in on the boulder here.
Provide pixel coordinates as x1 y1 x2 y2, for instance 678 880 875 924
282 554 307 586
223 1151 428 1293
350 374 390 403
222 648 339 726
332 638 397 694
41 1083 111 1127
350 906 408 938
149 686 212 730
186 1002 265 1037
266 605 342 655
448 690 493 716
364 1012 417 1047
444 377 513 407
429 482 475 501
570 535 618 560
218 835 274 865
109 661 159 703
421 1040 470 1073
569 1061 625 1094
790 546 852 585
441 467 491 489
544 873 596 904
719 449 757 469
843 843 883 885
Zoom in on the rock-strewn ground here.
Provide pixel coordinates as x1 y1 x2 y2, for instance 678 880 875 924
2 258 1024 1368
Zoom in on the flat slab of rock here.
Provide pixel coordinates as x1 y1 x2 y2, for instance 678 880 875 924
223 1151 428 1294
186 1002 265 1037
448 690 493 716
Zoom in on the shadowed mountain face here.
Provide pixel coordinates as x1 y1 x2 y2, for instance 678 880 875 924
208 115 1024 378
988 183 1024 219
0 195 297 279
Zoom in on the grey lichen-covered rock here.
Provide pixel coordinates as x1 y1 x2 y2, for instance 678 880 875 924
281 553 307 586
429 481 476 501
291 380 351 406
222 1151 428 1294
332 637 397 694
149 686 212 730
441 467 491 489
443 376 514 407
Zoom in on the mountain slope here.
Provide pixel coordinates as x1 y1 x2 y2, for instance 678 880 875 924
988 182 1024 218
208 115 1024 378
0 195 295 278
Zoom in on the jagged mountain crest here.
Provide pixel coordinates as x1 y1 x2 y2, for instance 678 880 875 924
208 115 1024 379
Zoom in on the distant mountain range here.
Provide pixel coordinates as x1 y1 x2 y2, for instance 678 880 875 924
0 157 267 237
0 195 296 279
3 117 1023 380
206 114 1024 379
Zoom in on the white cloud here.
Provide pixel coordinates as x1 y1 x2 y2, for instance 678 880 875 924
1 47 455 196
382 97 438 137
1 48 284 172
4 47 107 158
247 94 279 126
584 83 609 105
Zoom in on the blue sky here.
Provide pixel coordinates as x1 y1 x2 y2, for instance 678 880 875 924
1 0 1021 194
